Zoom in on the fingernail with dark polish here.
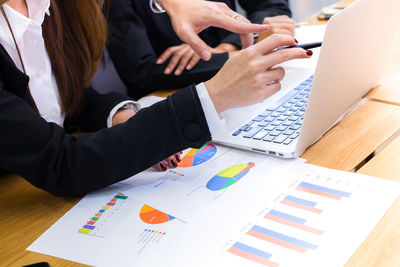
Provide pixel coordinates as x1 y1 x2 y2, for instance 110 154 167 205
160 162 167 171
171 159 178 167
175 154 181 163
306 50 313 56
294 38 298 44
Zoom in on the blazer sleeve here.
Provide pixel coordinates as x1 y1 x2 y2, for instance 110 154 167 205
106 0 228 100
64 88 132 132
220 0 292 48
0 82 211 197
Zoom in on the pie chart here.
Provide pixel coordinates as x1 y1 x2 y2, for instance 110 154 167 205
206 162 255 191
139 204 175 224
178 144 217 167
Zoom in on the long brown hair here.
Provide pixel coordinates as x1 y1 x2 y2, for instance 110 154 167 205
0 0 107 116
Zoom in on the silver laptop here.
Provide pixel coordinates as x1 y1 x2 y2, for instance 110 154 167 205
213 0 400 158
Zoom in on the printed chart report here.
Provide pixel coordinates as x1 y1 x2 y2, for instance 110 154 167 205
209 163 400 267
28 188 186 267
121 145 268 220
28 160 400 267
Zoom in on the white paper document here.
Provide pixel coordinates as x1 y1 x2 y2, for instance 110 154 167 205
28 154 400 267
203 163 400 267
27 184 188 267
118 145 289 221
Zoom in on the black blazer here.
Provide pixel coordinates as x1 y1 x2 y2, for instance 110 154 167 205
0 44 211 196
106 0 291 100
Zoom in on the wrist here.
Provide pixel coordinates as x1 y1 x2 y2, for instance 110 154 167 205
112 109 136 126
204 80 226 114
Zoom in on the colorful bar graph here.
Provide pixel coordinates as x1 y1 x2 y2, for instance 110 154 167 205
281 196 323 214
79 192 130 236
296 182 352 200
265 210 324 235
228 242 279 267
247 225 318 253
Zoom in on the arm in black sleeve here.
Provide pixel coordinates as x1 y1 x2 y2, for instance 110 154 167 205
239 0 292 23
220 0 292 48
0 83 211 197
106 0 227 100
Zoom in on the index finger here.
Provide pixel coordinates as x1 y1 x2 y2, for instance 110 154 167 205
178 25 212 61
262 47 310 68
211 14 270 35
252 34 297 55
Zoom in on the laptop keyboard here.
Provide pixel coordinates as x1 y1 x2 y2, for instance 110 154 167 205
232 75 313 145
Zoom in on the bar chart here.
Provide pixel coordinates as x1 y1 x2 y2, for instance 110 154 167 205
228 242 279 267
78 193 139 237
222 175 357 267
281 195 323 214
264 209 324 235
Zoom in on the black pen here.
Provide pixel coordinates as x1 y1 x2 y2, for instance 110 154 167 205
285 42 322 50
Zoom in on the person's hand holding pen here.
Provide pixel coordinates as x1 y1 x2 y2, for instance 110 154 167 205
156 0 270 61
205 34 312 113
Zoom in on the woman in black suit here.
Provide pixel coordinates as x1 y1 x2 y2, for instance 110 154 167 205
0 0 310 196
107 0 296 100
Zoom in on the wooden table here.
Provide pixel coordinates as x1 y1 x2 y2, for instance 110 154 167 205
0 174 81 266
3 0 400 266
301 100 400 171
366 75 400 106
336 136 400 267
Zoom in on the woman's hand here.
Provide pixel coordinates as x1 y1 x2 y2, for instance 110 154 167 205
157 42 240 75
112 109 182 171
259 15 296 41
158 0 269 60
153 152 183 171
156 44 201 75
111 109 136 126
205 34 312 113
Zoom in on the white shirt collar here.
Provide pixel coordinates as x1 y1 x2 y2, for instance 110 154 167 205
26 0 51 23
1 0 50 48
